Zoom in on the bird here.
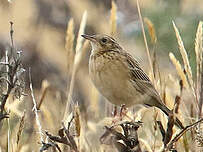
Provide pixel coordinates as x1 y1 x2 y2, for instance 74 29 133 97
81 34 184 129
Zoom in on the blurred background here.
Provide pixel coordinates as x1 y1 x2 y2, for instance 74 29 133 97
0 0 202 151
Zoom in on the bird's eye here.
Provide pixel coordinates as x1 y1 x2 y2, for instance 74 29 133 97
101 38 108 43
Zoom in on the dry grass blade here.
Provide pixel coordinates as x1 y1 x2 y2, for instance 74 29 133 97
169 52 189 89
174 96 181 114
74 11 87 67
199 69 203 119
75 11 87 54
157 121 166 142
74 39 89 72
63 11 87 124
195 21 203 118
74 105 81 137
29 68 43 143
136 0 154 84
172 21 195 99
183 134 189 152
144 18 157 44
164 113 174 147
37 80 50 110
139 138 153 152
195 21 203 92
65 18 75 73
110 0 117 37
144 18 159 86
200 64 203 118
16 111 26 146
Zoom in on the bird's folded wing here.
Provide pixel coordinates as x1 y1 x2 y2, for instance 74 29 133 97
124 52 162 105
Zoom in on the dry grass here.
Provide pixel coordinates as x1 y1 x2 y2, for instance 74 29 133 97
0 0 202 152
63 11 87 125
172 21 196 101
65 18 75 74
169 52 189 89
110 0 117 37
144 18 157 45
137 0 155 85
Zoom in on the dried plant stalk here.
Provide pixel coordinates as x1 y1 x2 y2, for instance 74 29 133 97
37 80 50 110
144 18 159 86
144 18 157 44
194 21 203 118
172 21 196 99
139 138 153 152
195 21 203 92
137 0 155 85
199 64 203 118
29 69 43 143
63 11 87 124
164 113 174 147
75 40 89 72
110 0 117 36
65 18 75 73
169 52 189 88
165 118 203 151
16 111 26 146
75 11 87 54
74 105 81 137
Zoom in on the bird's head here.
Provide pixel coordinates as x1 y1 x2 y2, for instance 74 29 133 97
81 34 121 53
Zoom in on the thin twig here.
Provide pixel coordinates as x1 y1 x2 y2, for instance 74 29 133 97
44 116 78 152
29 68 44 143
164 114 175 147
136 0 154 84
37 81 50 110
0 62 10 65
166 118 203 150
16 110 26 146
9 21 15 62
0 22 18 116
5 51 9 92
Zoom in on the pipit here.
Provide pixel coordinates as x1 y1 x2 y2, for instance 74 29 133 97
82 34 184 129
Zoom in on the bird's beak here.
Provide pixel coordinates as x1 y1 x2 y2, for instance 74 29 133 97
81 34 96 42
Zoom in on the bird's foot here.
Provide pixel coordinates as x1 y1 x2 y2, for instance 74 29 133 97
111 104 128 124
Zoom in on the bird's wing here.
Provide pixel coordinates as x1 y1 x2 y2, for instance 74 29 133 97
126 54 150 82
122 52 162 105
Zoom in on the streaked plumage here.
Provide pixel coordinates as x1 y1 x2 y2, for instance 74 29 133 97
82 34 184 129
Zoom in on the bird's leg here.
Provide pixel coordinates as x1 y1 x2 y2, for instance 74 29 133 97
111 104 132 124
111 105 126 124
119 104 128 120
112 105 117 117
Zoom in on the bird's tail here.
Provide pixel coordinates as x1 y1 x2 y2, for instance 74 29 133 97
158 104 184 129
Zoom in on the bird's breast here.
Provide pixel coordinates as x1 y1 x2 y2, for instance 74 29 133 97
89 53 139 106
89 53 127 86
